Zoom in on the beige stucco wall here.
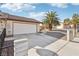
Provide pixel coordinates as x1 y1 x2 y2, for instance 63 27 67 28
0 19 12 36
6 20 13 36
37 24 41 32
0 19 6 31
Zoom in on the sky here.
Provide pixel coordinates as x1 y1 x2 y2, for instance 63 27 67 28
0 3 79 22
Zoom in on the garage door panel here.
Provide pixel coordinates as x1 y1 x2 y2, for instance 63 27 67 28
13 23 36 35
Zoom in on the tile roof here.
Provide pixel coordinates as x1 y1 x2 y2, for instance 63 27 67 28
0 12 41 23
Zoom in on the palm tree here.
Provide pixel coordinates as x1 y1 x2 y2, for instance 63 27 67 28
43 11 60 31
64 18 70 25
71 13 79 36
63 18 71 29
71 13 79 28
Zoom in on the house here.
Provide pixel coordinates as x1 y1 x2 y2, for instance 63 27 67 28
0 12 41 36
56 22 64 29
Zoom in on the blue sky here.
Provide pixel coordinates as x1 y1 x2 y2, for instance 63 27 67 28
0 3 79 22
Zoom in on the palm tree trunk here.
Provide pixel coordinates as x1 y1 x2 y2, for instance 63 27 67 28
73 24 77 37
49 24 52 31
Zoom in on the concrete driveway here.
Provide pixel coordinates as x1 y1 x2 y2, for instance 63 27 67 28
5 30 66 56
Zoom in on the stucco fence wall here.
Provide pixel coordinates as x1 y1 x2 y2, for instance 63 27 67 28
14 38 28 56
61 29 74 42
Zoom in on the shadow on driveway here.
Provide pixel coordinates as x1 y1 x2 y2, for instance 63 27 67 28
45 32 66 39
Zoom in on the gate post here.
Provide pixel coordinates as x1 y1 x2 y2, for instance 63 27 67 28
67 29 70 41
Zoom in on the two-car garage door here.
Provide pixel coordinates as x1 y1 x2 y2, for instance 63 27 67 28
13 23 37 35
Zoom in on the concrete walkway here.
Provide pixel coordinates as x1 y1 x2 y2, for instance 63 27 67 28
58 38 79 56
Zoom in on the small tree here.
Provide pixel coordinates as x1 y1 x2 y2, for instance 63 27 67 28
63 18 71 29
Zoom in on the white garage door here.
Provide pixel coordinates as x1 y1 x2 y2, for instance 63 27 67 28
13 23 37 35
